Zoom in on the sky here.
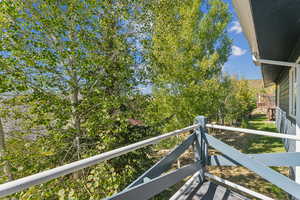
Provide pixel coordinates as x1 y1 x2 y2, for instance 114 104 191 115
224 0 262 80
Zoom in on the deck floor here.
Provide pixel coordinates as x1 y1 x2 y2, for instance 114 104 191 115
172 181 249 200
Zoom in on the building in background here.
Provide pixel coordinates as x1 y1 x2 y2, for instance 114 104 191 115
247 79 276 120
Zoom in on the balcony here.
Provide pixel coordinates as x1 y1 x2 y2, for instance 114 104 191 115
0 116 300 199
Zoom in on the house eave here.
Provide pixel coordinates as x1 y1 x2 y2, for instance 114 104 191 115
232 0 300 87
232 0 259 58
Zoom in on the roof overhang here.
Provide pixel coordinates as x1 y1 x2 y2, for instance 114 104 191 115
232 0 300 87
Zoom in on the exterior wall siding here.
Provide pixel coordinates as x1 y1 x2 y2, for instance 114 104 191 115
278 70 289 113
276 107 296 183
288 38 300 189
276 68 297 184
276 107 296 152
269 18 300 197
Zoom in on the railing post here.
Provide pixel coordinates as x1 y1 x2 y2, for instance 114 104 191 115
193 116 208 182
194 116 208 164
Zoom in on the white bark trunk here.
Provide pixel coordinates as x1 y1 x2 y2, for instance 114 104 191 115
70 70 82 179
0 118 13 182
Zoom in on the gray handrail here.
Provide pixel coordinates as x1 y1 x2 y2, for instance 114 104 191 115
205 132 300 199
0 124 199 197
206 124 300 141
125 133 196 189
3 119 299 199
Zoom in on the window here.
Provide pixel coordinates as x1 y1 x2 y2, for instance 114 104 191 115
289 67 297 118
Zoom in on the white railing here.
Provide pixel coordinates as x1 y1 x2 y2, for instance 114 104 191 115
0 124 199 197
2 119 300 199
206 124 300 141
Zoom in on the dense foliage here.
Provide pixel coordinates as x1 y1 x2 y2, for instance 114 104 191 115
1 0 157 199
218 75 257 126
0 0 256 199
148 0 232 131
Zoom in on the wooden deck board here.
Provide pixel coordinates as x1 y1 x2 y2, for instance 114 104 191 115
171 181 249 200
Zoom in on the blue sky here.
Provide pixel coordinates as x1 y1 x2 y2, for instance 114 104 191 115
223 0 262 80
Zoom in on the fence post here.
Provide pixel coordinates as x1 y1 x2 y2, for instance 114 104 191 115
193 116 208 183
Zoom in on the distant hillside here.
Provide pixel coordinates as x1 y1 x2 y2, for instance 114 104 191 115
246 79 275 95
246 79 263 89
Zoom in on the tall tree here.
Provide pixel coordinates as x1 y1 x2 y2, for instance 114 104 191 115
148 0 232 130
1 0 136 160
0 0 155 198
0 1 27 185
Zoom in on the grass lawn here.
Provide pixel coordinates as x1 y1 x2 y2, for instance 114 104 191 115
245 114 285 154
208 114 289 199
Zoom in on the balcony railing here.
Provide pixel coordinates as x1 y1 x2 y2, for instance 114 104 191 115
0 116 300 199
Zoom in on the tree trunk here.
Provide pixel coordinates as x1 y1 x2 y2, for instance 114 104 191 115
0 118 14 182
71 71 82 179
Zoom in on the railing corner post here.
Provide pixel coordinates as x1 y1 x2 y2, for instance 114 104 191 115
193 116 208 181
194 116 208 133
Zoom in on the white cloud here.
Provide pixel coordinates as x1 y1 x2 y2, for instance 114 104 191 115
232 45 246 56
229 21 242 34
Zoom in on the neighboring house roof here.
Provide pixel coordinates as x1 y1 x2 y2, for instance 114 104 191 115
127 118 144 126
233 0 300 87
